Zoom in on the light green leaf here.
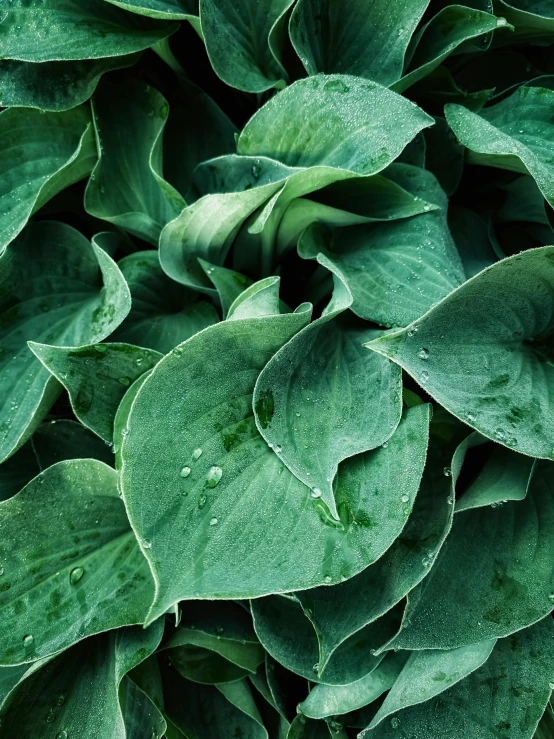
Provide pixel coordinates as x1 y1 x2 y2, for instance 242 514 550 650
366 246 554 459
0 0 177 62
0 55 141 111
289 0 429 86
120 310 428 619
0 105 96 256
368 641 496 729
200 0 294 92
29 343 162 443
253 277 402 518
0 621 163 738
113 251 219 354
105 0 199 19
199 260 253 318
383 459 554 650
299 653 408 720
394 6 511 93
251 594 403 685
238 75 434 172
85 75 185 245
299 169 465 329
360 617 554 739
0 459 154 665
226 276 283 320
0 221 131 463
445 86 554 207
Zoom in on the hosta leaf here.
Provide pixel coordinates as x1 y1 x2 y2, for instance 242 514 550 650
85 76 185 245
383 459 554 651
298 653 408 720
113 252 219 354
360 617 554 739
29 343 162 443
105 0 199 19
394 6 510 93
199 260 253 318
0 459 154 665
200 0 294 93
299 168 465 329
495 0 554 43
121 675 166 739
253 287 403 521
289 0 429 86
0 105 96 256
237 75 433 172
0 221 131 463
367 246 554 459
120 308 429 619
445 86 554 207
0 55 140 111
252 594 402 685
0 0 177 62
226 276 283 320
368 640 496 729
288 716 345 738
0 621 164 738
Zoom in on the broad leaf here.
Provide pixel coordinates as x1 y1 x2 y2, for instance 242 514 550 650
360 617 554 739
0 459 154 664
114 251 219 353
367 246 554 459
120 675 166 739
199 260 253 318
495 0 554 44
289 0 429 86
0 0 177 62
0 105 96 256
105 0 199 19
0 221 131 463
200 0 294 92
85 75 185 245
384 459 554 650
29 343 162 443
445 86 554 207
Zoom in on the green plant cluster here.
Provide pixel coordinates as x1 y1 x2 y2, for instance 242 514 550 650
1 0 554 737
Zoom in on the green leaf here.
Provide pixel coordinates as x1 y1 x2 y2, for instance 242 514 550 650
289 0 429 86
0 55 141 111
0 105 96 256
227 276 283 320
366 246 554 459
288 716 344 739
85 75 185 245
237 76 434 173
299 653 408 719
105 0 199 19
394 6 511 93
0 221 131 463
120 675 166 739
113 251 219 354
299 169 465 329
495 0 554 44
445 86 554 207
29 343 162 443
368 640 496 729
253 278 403 519
383 459 554 650
0 0 177 62
0 459 154 664
360 617 554 739
199 260 253 318
448 206 497 279
251 594 403 684
31 419 114 468
200 0 294 92
0 621 164 738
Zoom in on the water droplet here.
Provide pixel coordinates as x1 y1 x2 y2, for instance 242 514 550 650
56 731 68 739
274 444 282 453
0 565 4 576
548 593 554 604
22 634 34 648
381 441 389 448
390 717 400 729
417 348 429 360
56 695 65 706
180 466 191 478
312 662 320 674
324 575 332 583
311 487 322 499
401 494 409 503
420 370 429 384
69 567 84 585
295 412 301 417
95 344 107 353
198 494 207 509
496 16 507 26
192 448 203 461
143 539 152 549
209 517 218 526
118 376 131 386
422 556 432 568
423 204 431 211
121 427 129 437
465 411 476 422
407 326 419 337
494 428 506 441
251 162 261 179
206 466 222 488
443 467 452 477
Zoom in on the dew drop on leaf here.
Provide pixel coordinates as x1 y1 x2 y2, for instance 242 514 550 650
142 539 152 549
206 466 222 488
22 634 34 648
420 370 429 384
69 567 84 585
417 348 429 360
209 517 218 526
311 487 322 499
192 448 203 461
180 466 191 478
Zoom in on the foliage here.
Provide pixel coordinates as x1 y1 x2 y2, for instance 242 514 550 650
1 0 554 737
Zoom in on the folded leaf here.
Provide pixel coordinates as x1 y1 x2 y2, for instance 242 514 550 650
0 459 154 664
367 246 554 459
0 105 96 256
0 0 177 62
0 221 131 463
